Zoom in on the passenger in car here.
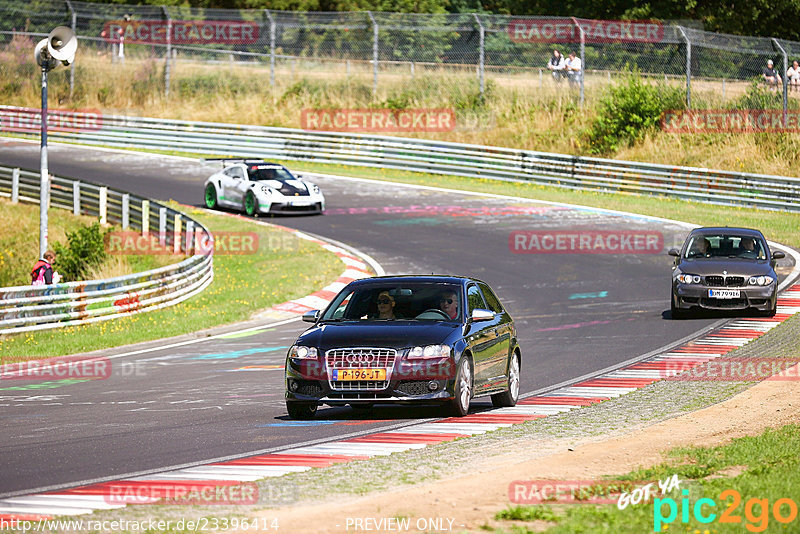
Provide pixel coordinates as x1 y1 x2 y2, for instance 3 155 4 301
375 291 397 320
439 290 459 320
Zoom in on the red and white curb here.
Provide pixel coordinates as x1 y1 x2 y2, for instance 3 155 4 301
2 286 798 522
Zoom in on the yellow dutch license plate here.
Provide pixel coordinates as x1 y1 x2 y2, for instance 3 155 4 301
333 368 387 381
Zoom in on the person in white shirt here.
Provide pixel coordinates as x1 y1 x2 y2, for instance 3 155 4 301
565 52 582 87
787 60 800 93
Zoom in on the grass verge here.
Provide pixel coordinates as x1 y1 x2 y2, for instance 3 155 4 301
0 204 343 362
493 423 800 533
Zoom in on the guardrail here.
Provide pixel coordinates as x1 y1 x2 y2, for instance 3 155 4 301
0 165 214 335
2 106 798 212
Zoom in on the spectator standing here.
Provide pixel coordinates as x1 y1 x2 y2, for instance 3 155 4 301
565 52 582 87
787 60 800 93
763 59 782 91
547 49 565 82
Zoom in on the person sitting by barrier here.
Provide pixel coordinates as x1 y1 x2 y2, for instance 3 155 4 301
787 60 800 93
763 59 782 91
565 52 582 88
547 49 565 82
31 250 61 285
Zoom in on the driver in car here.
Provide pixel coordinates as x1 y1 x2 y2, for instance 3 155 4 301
738 237 760 259
439 290 459 320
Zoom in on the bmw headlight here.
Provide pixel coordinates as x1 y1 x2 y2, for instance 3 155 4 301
289 346 318 359
677 274 701 284
407 345 451 359
748 276 774 286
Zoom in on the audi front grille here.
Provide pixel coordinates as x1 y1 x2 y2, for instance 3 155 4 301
325 348 397 391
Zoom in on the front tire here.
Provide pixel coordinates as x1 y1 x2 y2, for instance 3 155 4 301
286 402 317 420
671 293 687 319
446 357 473 417
492 351 520 407
204 184 218 209
244 190 258 217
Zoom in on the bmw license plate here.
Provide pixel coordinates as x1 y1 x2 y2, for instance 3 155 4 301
709 289 740 299
332 368 386 381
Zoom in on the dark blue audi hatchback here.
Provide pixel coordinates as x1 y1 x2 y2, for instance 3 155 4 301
285 276 521 419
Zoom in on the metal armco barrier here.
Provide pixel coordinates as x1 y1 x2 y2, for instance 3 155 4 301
1 106 798 212
0 164 214 335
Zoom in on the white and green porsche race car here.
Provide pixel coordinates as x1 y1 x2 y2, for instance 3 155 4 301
204 159 325 216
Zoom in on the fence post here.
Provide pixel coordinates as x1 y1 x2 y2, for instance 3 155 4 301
473 14 485 98
772 39 789 125
367 11 378 96
570 17 585 107
265 10 276 87
65 0 76 99
173 213 182 254
99 187 107 224
11 168 19 203
141 200 150 235
162 6 172 97
678 26 691 109
186 220 195 255
72 181 80 215
122 193 130 229
159 207 167 247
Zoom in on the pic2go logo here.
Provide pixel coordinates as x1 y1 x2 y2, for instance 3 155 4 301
654 489 799 532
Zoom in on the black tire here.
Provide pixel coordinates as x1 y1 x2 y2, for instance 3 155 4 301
671 294 687 319
446 357 473 417
244 190 258 217
492 351 520 408
761 303 777 317
204 184 218 209
286 401 317 420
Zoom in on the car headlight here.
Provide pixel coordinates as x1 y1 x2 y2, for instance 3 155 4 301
677 274 701 284
312 185 321 194
289 346 318 359
748 276 774 286
407 345 451 359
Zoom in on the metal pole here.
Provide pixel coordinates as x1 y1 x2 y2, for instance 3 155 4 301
162 7 172 97
678 26 691 109
66 0 76 99
265 10 276 87
367 11 378 96
773 39 789 125
473 13 485 97
39 67 49 258
570 17 585 107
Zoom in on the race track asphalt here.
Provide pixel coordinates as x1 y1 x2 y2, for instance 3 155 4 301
0 140 792 496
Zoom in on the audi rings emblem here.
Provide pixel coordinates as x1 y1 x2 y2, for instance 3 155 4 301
346 354 373 364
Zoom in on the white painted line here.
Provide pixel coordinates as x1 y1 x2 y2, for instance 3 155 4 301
489 406 574 415
0 495 124 510
124 473 263 482
416 422 510 432
0 503 95 515
605 370 665 379
694 337 753 346
165 465 311 477
549 387 638 397
292 295 332 309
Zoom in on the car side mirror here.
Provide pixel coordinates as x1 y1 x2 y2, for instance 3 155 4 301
772 250 785 260
302 310 320 323
471 309 494 322
667 248 680 257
